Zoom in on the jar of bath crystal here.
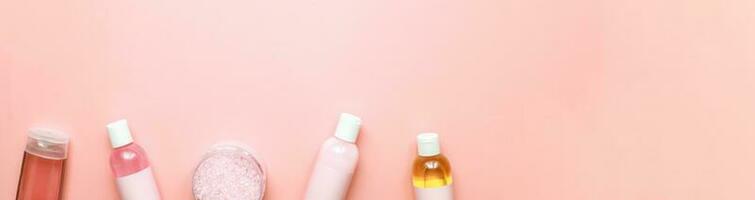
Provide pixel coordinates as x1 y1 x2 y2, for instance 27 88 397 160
192 142 266 200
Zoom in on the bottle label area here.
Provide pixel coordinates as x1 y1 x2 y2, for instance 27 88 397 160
116 167 161 200
415 184 454 200
304 164 353 200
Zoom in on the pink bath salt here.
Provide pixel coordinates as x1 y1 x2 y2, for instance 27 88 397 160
192 144 266 200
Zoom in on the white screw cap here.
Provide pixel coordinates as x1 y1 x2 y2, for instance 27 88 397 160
333 113 362 143
417 133 441 157
107 119 134 148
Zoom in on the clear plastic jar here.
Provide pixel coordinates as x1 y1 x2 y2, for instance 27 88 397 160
192 142 266 200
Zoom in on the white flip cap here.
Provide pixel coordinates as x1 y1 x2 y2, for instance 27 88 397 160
106 119 134 148
417 133 441 157
333 113 362 143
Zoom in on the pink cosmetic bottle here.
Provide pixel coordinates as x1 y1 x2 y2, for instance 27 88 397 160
16 128 70 200
107 120 161 200
304 113 362 200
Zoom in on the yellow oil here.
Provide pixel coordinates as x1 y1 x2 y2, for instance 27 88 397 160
412 154 453 188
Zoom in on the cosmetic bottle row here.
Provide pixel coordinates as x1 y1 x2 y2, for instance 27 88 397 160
15 113 454 200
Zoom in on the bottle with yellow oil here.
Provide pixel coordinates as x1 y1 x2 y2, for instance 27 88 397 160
412 133 454 200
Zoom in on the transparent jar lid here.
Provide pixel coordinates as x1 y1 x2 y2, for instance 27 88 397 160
192 142 266 200
25 128 70 160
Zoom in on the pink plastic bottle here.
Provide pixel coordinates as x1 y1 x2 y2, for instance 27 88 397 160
304 113 362 200
107 120 161 200
16 128 69 200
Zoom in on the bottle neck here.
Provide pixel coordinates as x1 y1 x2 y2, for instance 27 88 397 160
113 142 135 150
419 152 441 157
333 135 355 144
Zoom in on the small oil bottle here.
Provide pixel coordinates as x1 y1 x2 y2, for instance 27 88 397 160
412 133 454 200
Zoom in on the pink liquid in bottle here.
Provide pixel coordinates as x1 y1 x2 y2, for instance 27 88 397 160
107 120 161 200
110 143 151 177
16 128 69 200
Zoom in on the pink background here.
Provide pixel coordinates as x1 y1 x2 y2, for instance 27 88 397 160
2 0 755 199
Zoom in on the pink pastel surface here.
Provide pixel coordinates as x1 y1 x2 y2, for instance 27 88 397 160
1 0 755 199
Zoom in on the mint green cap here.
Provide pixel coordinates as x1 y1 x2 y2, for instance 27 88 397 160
417 133 441 157
106 119 134 148
333 113 362 143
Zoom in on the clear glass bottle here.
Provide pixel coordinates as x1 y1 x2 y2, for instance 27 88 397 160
16 128 70 200
412 133 454 200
